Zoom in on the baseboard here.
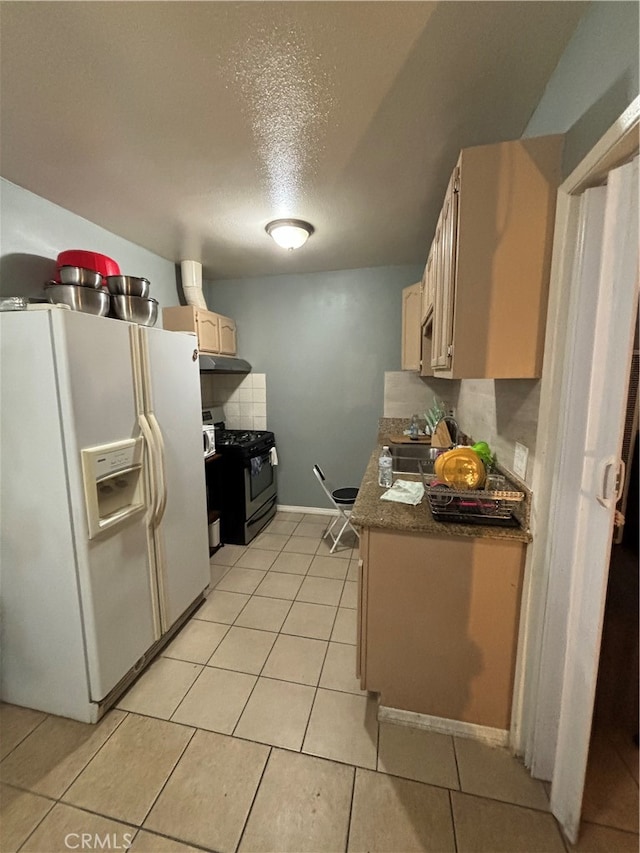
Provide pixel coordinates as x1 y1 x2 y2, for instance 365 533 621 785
277 504 338 516
378 705 509 747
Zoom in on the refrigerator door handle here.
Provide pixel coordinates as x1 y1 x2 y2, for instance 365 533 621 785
138 413 162 524
148 411 168 525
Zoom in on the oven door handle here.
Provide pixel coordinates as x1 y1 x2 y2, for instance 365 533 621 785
245 452 271 470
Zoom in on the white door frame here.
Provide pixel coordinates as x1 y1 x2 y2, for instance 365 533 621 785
510 98 639 778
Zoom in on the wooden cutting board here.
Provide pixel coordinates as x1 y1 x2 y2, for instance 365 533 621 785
387 434 432 444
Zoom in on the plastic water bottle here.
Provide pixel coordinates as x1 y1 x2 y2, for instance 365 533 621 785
378 445 393 488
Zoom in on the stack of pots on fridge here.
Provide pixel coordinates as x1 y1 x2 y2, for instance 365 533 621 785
44 249 119 316
43 250 158 326
105 276 158 327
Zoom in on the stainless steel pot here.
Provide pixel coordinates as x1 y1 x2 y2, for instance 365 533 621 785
45 283 110 316
111 294 158 326
58 266 103 288
106 275 150 298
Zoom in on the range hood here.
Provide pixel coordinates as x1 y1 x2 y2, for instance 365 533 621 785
199 354 252 374
180 260 251 375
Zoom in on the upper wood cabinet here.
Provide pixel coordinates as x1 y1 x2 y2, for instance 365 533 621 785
431 166 459 371
421 246 435 327
195 309 221 353
401 282 422 371
162 306 237 356
218 315 237 356
421 134 563 379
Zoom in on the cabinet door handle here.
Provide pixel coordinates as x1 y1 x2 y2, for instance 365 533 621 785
597 456 624 507
598 459 614 507
615 459 626 501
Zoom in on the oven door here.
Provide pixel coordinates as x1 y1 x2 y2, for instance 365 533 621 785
245 493 278 543
243 450 277 518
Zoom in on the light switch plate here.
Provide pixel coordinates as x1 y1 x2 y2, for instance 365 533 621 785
514 442 529 480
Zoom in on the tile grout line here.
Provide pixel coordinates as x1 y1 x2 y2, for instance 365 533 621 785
123 564 357 742
234 746 273 853
0 711 50 764
344 764 358 853
168 665 210 724
16 743 196 853
135 723 199 829
448 788 460 852
5 711 133 830
451 734 462 791
12 788 56 853
2 781 59 806
14 800 112 853
132 826 221 853
228 537 332 745
57 715 197 829
232 696 597 819
576 817 640 835
446 786 577 817
271 538 338 754
297 609 337 755
218 527 359 757
24 788 221 853
228 595 292 740
55 708 131 802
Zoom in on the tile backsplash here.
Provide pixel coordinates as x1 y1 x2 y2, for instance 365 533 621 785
456 379 540 483
200 373 267 430
383 372 460 419
383 371 540 483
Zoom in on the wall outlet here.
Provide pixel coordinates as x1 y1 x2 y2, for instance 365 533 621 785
513 442 529 480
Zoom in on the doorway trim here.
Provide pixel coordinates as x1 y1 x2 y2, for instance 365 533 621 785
511 97 640 776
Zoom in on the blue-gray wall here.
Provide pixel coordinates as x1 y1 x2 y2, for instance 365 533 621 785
205 266 421 507
0 178 180 316
523 1 639 176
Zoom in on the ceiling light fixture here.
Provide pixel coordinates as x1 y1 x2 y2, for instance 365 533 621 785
265 218 314 251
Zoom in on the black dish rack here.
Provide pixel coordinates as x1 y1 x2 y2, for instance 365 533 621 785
418 462 524 527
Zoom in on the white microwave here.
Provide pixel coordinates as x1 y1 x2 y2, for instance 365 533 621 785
203 425 216 459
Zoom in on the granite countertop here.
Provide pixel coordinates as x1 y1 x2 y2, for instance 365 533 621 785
351 420 532 544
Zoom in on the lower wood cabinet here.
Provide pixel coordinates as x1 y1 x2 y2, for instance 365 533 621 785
357 527 525 730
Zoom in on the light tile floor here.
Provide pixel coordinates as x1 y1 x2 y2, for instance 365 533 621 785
1 512 637 852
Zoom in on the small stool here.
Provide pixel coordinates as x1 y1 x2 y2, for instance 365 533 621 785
312 465 360 553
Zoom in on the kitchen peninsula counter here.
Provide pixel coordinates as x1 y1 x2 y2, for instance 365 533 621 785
352 420 530 733
352 443 532 544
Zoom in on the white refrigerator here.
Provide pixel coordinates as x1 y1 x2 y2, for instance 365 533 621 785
0 306 210 722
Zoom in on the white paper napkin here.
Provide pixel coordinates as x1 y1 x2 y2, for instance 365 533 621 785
380 480 425 505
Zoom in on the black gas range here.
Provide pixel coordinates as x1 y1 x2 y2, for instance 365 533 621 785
203 410 278 545
215 428 275 457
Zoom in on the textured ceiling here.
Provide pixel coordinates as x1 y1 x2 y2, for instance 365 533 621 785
0 1 586 280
